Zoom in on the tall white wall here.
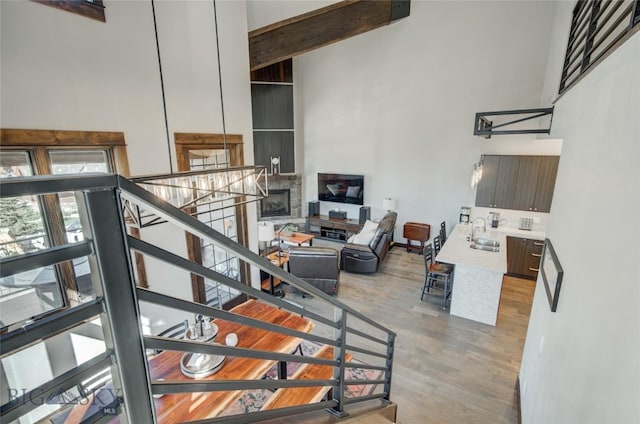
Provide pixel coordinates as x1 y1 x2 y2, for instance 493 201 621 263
248 0 561 234
0 0 259 326
519 11 640 424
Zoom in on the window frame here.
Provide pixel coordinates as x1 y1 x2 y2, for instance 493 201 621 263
174 133 250 310
0 129 132 311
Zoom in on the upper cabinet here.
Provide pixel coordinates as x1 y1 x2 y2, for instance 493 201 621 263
475 155 519 209
475 155 560 213
531 156 560 212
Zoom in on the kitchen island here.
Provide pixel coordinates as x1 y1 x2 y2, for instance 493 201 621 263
436 223 544 326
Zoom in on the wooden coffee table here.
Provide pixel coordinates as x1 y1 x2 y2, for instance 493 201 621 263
279 232 314 246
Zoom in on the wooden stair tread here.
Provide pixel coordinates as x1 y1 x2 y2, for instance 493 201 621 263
261 344 352 410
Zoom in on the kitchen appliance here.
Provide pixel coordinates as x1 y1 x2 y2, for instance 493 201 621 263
488 212 500 228
460 206 471 223
519 217 533 231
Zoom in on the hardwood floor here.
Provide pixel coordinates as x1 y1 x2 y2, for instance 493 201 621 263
284 247 535 424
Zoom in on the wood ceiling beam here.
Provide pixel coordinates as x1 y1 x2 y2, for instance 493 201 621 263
249 0 410 71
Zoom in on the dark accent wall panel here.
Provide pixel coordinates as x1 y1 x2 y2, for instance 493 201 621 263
251 84 294 129
250 59 293 83
390 0 411 21
254 131 295 173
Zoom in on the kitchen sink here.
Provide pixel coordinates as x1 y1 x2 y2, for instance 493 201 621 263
470 238 500 252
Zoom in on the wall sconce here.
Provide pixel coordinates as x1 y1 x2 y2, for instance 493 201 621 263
270 156 280 175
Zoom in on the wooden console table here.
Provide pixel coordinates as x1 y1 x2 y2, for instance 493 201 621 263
306 215 363 242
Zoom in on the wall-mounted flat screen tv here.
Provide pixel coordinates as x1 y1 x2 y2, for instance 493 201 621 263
318 173 364 205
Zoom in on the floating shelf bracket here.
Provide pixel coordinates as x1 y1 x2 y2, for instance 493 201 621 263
473 107 554 138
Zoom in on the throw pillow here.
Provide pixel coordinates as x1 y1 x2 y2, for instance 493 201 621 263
350 220 378 245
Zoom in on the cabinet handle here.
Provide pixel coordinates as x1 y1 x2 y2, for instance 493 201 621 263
533 242 545 246
528 267 539 272
531 253 542 257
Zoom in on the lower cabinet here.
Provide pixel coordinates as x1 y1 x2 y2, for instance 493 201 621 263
506 236 545 279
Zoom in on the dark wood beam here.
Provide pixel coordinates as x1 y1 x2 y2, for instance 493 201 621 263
249 0 410 71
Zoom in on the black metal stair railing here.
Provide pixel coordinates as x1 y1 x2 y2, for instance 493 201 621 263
0 173 396 424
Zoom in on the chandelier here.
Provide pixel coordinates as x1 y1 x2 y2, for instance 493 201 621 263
125 166 268 228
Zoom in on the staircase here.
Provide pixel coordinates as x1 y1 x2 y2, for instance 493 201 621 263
0 172 397 423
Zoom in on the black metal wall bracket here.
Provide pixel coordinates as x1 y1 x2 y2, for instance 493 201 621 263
473 107 554 138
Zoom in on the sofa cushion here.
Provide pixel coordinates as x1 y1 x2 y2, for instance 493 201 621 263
368 226 387 250
348 219 378 245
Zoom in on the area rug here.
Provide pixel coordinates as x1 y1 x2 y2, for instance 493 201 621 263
220 340 384 416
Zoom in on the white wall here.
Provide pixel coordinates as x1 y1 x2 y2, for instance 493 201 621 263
519 18 640 424
0 0 259 322
273 0 560 235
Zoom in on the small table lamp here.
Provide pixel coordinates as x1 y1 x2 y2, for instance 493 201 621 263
257 221 275 256
382 198 397 213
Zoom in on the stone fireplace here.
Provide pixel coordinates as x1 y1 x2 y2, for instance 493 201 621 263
260 189 290 217
257 174 302 222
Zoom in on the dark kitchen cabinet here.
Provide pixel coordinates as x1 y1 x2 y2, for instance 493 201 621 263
475 156 519 209
475 155 559 213
512 156 559 213
475 155 500 208
507 236 545 279
532 156 559 212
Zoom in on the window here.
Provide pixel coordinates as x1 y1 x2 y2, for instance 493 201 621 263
175 133 250 310
0 129 129 330
559 0 640 94
0 131 127 424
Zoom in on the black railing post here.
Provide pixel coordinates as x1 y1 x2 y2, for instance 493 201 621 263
581 0 602 72
383 332 395 402
329 309 349 418
78 187 155 423
560 0 586 92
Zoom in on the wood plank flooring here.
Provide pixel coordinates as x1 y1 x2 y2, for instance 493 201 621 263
283 247 535 424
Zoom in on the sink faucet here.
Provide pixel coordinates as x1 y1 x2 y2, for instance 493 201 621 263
471 218 486 241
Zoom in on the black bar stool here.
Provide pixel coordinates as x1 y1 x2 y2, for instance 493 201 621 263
420 244 454 309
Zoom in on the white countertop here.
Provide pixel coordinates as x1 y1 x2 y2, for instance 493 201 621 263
436 223 545 274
